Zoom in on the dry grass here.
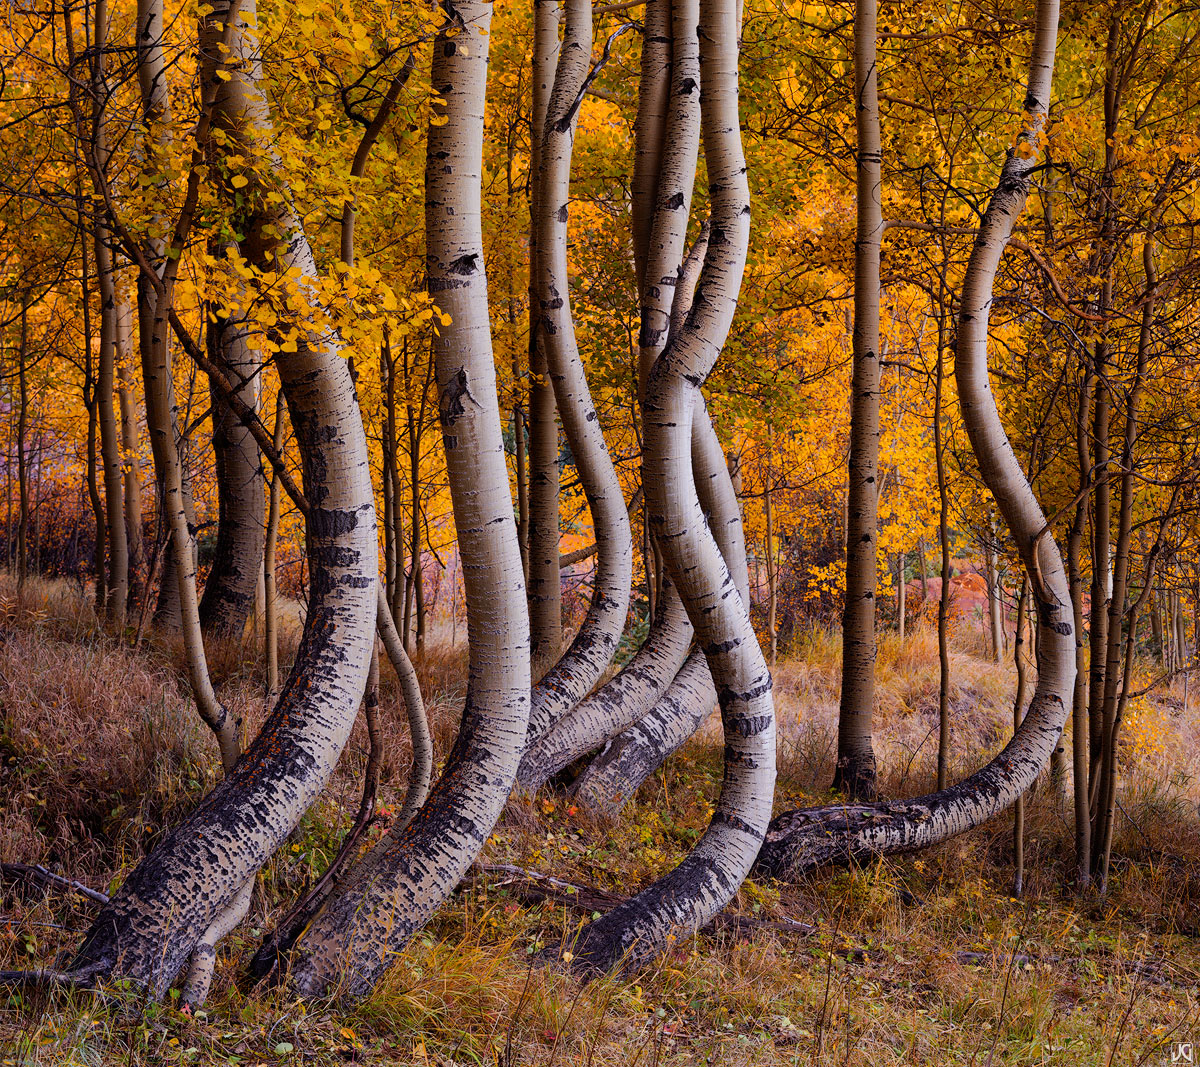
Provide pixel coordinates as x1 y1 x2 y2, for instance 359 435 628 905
2 576 1199 1065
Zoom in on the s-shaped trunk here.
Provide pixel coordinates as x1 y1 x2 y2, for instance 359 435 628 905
756 0 1074 882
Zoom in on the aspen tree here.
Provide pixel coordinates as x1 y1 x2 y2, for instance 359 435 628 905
68 0 378 992
563 0 776 972
526 0 564 672
90 0 128 628
833 0 884 800
758 0 1075 880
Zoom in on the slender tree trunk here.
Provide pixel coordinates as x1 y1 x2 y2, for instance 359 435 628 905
1093 233 1157 889
1012 576 1030 897
515 350 529 572
935 300 952 790
524 0 633 749
765 475 778 668
116 291 146 605
15 298 29 588
95 235 128 628
286 4 530 996
380 335 402 620
1151 587 1163 662
133 0 195 634
31 432 41 573
407 398 425 651
834 0 885 800
81 245 107 610
263 400 285 695
630 0 671 292
90 0 128 627
758 0 1073 881
985 518 1003 663
1067 352 1094 887
1087 273 1113 787
526 0 564 673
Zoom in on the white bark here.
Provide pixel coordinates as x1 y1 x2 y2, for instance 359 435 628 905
524 0 634 748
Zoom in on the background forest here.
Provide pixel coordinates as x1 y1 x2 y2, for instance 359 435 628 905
1 0 1199 1062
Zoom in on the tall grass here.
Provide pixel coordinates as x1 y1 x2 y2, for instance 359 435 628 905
1 576 1198 1065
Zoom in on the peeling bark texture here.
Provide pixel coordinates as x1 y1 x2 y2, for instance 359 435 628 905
96 231 129 630
526 0 564 674
833 0 884 801
285 2 530 998
525 0 633 748
180 877 253 1008
756 0 1074 882
563 0 775 975
198 308 264 638
69 0 377 993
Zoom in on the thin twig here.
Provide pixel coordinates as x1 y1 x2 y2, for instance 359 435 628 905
1 863 109 906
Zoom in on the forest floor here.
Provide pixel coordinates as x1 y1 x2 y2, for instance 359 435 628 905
1 575 1199 1066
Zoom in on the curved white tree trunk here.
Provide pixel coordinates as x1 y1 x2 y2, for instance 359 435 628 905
834 0 884 799
517 580 691 789
630 0 672 290
524 0 634 748
572 395 745 814
286 2 531 998
756 0 1074 880
526 0 564 672
517 0 703 790
69 0 377 993
563 0 775 974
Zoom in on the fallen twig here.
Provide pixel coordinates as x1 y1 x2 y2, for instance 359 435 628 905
1 863 110 907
